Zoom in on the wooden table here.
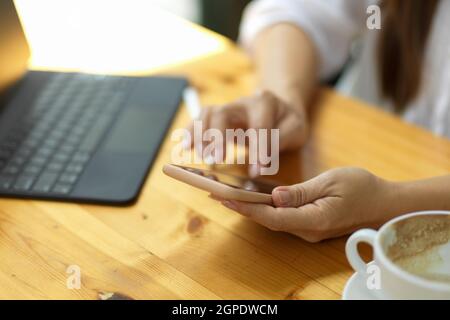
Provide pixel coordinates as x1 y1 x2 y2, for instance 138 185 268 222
2 3 450 299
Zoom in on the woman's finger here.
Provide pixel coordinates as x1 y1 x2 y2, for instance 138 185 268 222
208 106 235 163
246 92 278 177
195 107 212 161
221 200 284 231
222 199 326 236
208 193 224 201
272 172 329 207
184 121 195 150
277 111 308 151
205 101 248 163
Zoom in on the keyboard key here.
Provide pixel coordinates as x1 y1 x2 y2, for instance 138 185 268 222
3 165 20 175
17 146 33 158
64 135 82 146
33 121 51 133
35 147 54 158
43 138 59 149
30 125 47 137
13 175 36 191
46 161 64 173
72 151 90 164
30 156 47 167
23 137 40 149
53 99 70 110
32 172 59 193
48 130 65 141
23 164 43 175
30 131 45 142
10 155 27 166
55 121 72 132
65 163 84 174
69 126 85 137
0 175 14 189
77 113 96 126
52 153 70 163
58 144 76 155
52 183 72 194
59 173 78 184
79 115 112 152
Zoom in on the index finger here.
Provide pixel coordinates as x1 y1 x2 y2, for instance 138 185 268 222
221 200 322 232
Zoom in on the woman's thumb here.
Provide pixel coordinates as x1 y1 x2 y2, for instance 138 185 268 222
272 176 325 208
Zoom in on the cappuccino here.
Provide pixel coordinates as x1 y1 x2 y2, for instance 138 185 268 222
384 215 450 284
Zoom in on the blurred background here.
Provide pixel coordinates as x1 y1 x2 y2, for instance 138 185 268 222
14 0 249 74
136 0 251 40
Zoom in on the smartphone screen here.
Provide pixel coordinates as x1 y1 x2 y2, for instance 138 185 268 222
174 165 278 194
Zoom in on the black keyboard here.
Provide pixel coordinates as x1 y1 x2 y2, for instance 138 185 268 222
0 73 133 195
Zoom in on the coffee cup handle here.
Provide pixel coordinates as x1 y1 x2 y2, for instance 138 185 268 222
345 229 377 274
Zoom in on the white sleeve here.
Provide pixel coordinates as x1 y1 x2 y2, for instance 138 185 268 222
239 0 370 80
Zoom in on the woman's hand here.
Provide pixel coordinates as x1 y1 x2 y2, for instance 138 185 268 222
186 90 308 177
218 167 397 242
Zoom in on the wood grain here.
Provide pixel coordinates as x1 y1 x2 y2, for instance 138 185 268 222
1 8 450 299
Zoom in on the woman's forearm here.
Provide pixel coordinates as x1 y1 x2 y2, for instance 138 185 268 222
252 23 319 112
388 175 450 217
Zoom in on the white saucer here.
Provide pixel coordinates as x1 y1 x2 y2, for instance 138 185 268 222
342 261 382 300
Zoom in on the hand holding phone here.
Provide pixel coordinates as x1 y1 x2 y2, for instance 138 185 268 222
163 164 278 204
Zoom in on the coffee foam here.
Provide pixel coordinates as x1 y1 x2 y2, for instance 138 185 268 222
383 215 450 284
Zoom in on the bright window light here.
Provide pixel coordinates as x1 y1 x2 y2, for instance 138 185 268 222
14 0 226 74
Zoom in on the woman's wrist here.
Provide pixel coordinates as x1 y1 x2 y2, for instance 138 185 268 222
257 85 308 116
368 178 417 226
380 180 411 220
382 177 450 220
284 89 308 114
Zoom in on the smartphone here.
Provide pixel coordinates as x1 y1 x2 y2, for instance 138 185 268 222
162 164 278 204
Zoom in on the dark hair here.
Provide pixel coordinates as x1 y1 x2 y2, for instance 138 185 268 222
378 0 439 111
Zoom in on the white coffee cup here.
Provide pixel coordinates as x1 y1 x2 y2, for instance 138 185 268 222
346 211 450 299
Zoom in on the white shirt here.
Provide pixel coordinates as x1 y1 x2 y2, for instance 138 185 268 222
239 0 450 137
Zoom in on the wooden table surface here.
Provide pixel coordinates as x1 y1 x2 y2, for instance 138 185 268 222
2 3 450 299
